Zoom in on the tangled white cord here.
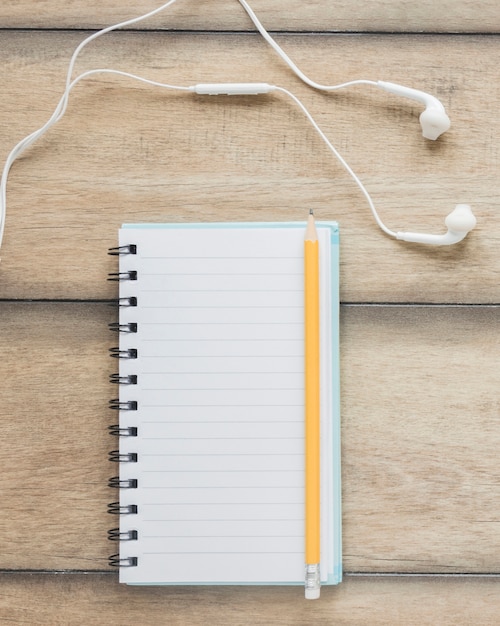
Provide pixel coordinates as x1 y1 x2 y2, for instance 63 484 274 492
0 0 405 252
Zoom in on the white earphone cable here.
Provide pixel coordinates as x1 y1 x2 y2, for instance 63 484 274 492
0 70 191 249
273 87 396 238
0 0 182 250
236 0 378 93
0 0 402 252
65 0 181 93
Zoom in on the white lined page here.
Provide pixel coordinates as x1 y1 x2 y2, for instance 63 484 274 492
116 224 336 585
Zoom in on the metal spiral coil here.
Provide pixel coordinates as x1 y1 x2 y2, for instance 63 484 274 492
109 554 138 567
109 347 138 359
108 425 138 437
109 374 138 385
109 399 138 411
107 270 138 282
108 476 138 489
108 244 137 256
118 296 138 307
108 528 138 541
108 322 138 333
109 451 138 463
107 502 138 515
108 241 139 569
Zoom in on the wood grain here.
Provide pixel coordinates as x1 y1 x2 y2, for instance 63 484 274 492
1 302 498 573
0 302 115 571
1 3 498 620
1 573 500 625
341 305 500 574
0 0 498 33
0 32 497 302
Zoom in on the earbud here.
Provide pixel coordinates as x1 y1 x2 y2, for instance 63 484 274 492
377 81 451 140
418 107 452 141
396 204 477 245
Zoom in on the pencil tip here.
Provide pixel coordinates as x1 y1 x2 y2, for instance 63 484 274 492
309 209 314 215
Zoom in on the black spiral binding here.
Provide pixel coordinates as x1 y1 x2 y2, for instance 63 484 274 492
109 399 138 411
109 347 138 360
108 244 137 256
107 242 139 569
109 322 138 333
108 425 138 436
107 502 138 515
108 477 138 489
107 270 138 282
109 374 138 386
109 450 138 463
109 555 138 567
108 528 139 541
118 296 138 308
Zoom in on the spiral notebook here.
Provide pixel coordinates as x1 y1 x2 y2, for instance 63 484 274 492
108 221 342 587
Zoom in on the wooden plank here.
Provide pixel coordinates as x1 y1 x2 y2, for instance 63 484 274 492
1 302 498 572
0 302 115 571
0 0 498 33
1 573 500 625
0 32 497 303
341 305 500 573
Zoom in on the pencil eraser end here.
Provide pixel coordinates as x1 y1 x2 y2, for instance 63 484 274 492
305 587 321 600
305 563 321 599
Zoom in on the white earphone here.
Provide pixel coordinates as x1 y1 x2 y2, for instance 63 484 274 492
376 81 451 140
0 0 476 254
237 0 454 143
396 204 477 245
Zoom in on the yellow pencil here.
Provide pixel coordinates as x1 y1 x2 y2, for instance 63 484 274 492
304 209 321 600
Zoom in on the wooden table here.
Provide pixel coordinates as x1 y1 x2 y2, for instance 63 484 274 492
0 1 499 623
